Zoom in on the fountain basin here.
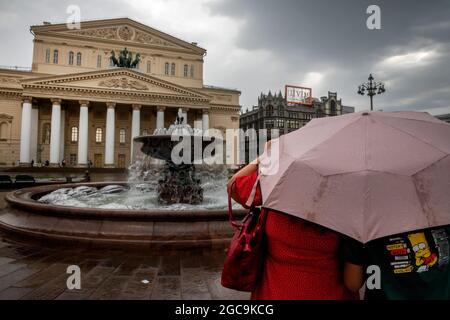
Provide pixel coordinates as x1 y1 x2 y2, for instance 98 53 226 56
0 182 246 249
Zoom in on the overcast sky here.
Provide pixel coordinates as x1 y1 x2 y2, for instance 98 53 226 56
1 0 449 113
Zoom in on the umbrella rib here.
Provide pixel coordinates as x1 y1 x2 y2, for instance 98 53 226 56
377 119 449 155
377 113 450 126
411 154 449 177
289 116 362 159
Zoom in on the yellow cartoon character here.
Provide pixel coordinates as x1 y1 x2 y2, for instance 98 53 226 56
408 232 438 268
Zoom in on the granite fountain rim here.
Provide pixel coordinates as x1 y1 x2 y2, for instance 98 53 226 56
5 181 246 220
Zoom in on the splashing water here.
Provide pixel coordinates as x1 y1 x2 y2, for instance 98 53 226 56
38 156 238 210
39 109 240 211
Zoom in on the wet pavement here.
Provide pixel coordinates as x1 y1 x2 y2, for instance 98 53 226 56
0 186 250 300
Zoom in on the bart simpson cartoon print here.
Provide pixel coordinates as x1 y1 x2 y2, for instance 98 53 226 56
408 232 438 273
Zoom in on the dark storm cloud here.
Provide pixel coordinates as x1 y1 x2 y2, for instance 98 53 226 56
208 0 450 111
0 0 449 112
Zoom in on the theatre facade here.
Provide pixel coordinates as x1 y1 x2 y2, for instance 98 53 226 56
0 18 240 167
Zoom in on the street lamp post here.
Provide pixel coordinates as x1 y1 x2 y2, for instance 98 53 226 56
357 74 386 111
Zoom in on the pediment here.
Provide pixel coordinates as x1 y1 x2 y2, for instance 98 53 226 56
21 68 210 100
32 18 205 55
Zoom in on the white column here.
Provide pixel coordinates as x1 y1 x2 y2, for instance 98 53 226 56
130 104 141 158
202 109 210 131
104 102 116 167
30 105 39 162
182 107 189 125
19 97 32 165
156 106 165 129
77 100 89 166
49 98 61 166
59 108 65 162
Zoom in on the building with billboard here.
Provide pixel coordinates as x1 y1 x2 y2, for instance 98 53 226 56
240 89 354 136
0 18 241 168
239 89 354 163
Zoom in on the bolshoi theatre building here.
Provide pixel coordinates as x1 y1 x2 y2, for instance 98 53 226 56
0 18 240 168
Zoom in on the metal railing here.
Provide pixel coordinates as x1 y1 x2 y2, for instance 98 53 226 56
0 65 32 71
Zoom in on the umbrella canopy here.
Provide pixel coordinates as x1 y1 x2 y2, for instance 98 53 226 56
259 111 450 243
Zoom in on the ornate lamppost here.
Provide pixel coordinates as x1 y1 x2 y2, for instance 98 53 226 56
357 74 386 111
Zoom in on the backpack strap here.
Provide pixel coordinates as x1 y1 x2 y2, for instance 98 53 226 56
228 175 261 230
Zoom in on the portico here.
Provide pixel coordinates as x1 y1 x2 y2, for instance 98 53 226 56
18 68 212 168
0 18 240 168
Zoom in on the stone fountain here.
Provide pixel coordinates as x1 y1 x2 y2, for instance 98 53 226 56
0 109 244 249
134 108 211 205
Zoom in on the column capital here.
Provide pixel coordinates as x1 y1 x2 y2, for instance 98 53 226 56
132 104 141 111
157 106 166 112
79 100 90 107
182 107 190 112
106 102 116 109
22 96 32 104
51 98 62 105
202 108 210 114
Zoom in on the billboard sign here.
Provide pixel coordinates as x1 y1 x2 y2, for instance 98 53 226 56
285 85 313 106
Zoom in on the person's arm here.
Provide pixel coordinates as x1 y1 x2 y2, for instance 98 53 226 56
227 161 258 202
227 140 272 200
339 236 366 293
344 263 364 293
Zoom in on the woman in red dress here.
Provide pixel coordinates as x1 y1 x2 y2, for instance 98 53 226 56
228 160 356 300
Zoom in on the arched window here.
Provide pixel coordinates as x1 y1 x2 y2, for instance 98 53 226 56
53 50 59 64
45 49 50 63
76 52 82 66
0 122 8 140
68 51 74 65
190 65 194 78
119 128 126 144
42 123 51 144
71 126 78 142
95 128 103 143
171 63 176 76
183 64 188 77
266 105 274 116
278 106 284 116
164 62 169 75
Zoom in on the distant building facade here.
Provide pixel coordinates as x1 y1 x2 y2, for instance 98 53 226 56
239 90 354 163
240 90 354 136
436 114 450 123
0 18 240 168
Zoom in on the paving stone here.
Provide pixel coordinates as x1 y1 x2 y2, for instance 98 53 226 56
151 276 181 300
0 287 33 300
89 275 130 300
203 267 250 300
181 267 212 300
0 266 41 292
158 255 180 276
0 256 15 267
14 263 68 288
0 228 248 300
21 272 68 300
118 267 157 300
78 265 116 289
0 262 26 278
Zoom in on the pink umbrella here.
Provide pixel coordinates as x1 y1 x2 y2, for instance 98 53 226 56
258 111 450 243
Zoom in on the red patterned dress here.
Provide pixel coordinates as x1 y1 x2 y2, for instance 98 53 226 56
232 172 356 300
